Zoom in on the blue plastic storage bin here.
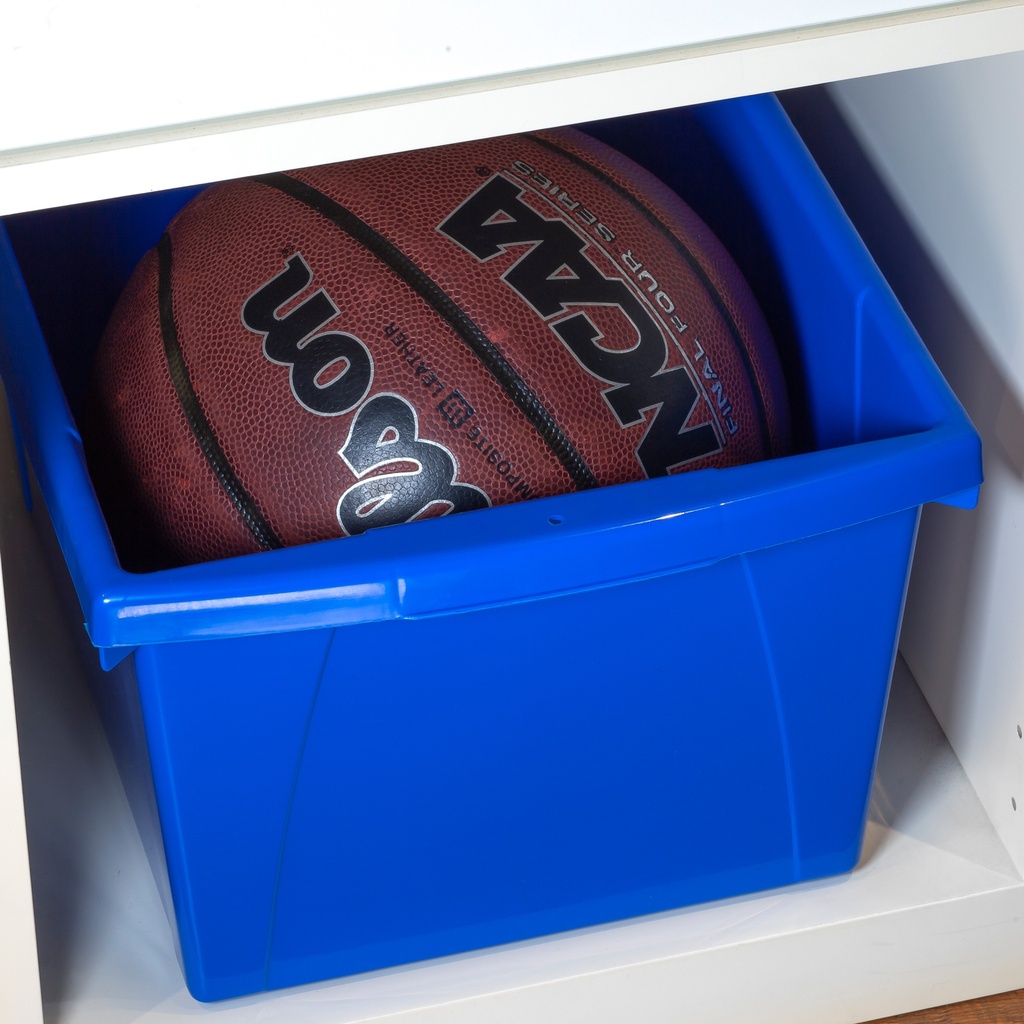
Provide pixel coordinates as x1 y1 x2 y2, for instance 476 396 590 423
0 94 982 1002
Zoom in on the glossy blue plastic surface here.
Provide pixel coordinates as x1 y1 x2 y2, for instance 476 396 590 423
0 94 982 1001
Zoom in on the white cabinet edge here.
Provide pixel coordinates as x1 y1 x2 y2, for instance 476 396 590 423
3 2 1024 216
0 1 1012 155
0 557 43 1024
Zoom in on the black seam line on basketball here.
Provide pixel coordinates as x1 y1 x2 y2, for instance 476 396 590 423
524 132 776 459
156 233 285 551
250 172 599 492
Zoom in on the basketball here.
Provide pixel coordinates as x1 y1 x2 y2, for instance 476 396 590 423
86 128 791 569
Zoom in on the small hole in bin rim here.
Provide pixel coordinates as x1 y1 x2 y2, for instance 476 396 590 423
548 514 565 526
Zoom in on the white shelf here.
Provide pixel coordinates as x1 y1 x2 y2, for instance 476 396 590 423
3 1 1024 215
0 0 989 152
0 543 42 1023
6 4 1024 1022
2 392 1021 1023
0 0 971 149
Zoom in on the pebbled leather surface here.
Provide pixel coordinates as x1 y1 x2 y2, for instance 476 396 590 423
87 128 790 568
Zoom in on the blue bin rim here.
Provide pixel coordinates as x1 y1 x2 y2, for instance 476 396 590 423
0 94 982 655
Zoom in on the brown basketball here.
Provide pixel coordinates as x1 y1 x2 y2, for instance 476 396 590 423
86 128 790 569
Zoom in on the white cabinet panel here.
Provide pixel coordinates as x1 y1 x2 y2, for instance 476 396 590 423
0 478 42 1024
4 2 1024 216
0 1 1001 153
831 52 1024 877
4 8 1024 1023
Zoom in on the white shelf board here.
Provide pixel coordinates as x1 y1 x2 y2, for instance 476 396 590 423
1 390 1022 1024
0 0 983 153
3 1 1024 215
0 546 42 1023
2 9 1023 1024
